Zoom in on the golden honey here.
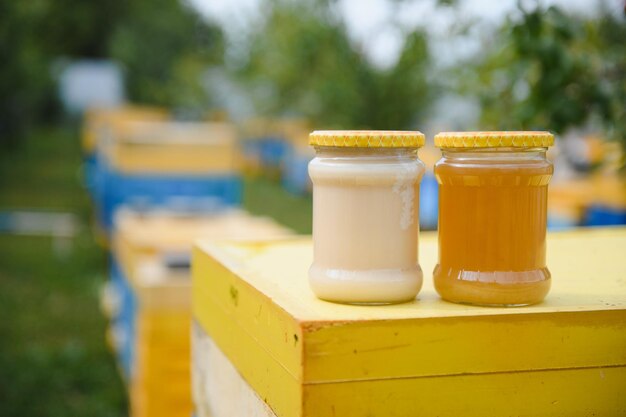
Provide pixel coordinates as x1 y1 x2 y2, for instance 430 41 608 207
434 132 554 306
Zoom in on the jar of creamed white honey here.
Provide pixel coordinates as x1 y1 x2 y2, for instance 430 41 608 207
308 130 425 304
433 131 555 306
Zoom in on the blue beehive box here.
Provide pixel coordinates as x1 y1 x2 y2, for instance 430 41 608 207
82 106 170 201
95 121 242 231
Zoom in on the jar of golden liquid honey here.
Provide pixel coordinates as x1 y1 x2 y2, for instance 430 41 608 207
433 131 554 306
308 131 425 304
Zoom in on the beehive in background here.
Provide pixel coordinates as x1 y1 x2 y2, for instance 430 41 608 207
278 120 313 195
416 145 441 230
82 106 170 155
547 140 626 228
105 207 293 417
82 105 169 198
192 229 626 417
239 118 272 178
97 121 242 231
549 173 626 228
239 117 307 181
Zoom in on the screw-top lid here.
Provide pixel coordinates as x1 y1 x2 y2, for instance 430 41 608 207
434 131 554 148
310 130 425 148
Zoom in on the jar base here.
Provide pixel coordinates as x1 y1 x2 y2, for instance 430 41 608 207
309 264 423 305
316 298 417 306
433 264 551 307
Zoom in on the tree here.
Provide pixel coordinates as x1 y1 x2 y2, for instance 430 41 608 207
108 0 224 109
467 4 625 156
0 0 222 147
236 0 431 129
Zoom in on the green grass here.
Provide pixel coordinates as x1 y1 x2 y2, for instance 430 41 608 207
0 126 313 416
0 127 127 417
243 176 312 234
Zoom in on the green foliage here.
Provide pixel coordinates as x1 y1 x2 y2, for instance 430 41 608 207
108 0 224 109
0 0 222 147
594 9 626 145
471 5 625 150
368 31 431 129
238 0 431 129
0 0 131 146
37 0 128 58
0 2 58 145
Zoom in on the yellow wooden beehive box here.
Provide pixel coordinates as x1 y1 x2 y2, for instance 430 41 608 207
82 105 169 154
192 228 626 417
102 121 241 175
239 117 274 177
112 208 293 417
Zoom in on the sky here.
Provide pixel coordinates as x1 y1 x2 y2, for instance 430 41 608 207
187 0 617 69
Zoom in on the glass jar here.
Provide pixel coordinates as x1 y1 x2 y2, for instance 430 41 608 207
308 131 425 304
433 131 555 306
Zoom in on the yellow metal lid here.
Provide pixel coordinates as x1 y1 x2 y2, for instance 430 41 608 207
310 130 425 148
435 131 554 148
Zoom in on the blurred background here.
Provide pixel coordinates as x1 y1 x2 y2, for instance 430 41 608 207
0 0 624 416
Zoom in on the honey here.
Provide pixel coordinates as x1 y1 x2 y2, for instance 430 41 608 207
308 131 425 304
434 132 554 306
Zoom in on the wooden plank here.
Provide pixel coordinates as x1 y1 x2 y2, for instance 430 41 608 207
302 366 626 417
192 319 626 417
303 309 625 382
192 247 301 417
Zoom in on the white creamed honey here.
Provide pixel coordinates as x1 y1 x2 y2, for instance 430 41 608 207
308 131 425 304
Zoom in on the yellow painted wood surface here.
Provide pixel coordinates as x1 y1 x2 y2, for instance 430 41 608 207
113 208 294 309
303 366 626 417
102 121 240 174
192 320 625 417
132 310 193 417
82 105 169 153
192 227 626 417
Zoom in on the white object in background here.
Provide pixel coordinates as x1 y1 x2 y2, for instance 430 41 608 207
58 60 125 114
0 210 78 258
